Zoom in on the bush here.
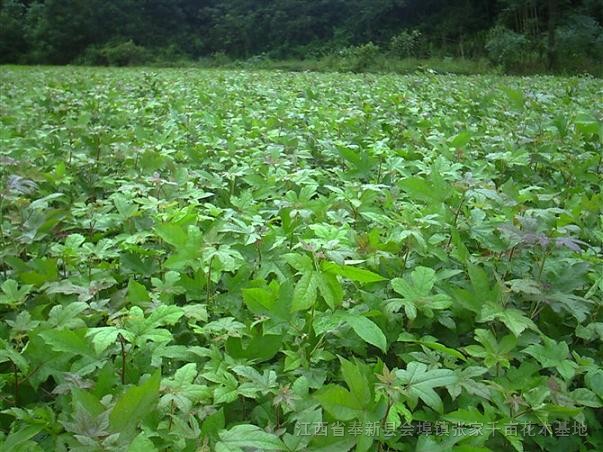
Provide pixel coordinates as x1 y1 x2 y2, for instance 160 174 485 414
100 40 150 66
556 14 603 73
208 51 232 66
485 26 530 72
337 42 381 72
389 29 423 58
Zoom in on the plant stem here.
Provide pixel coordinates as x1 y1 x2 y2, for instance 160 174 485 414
206 255 215 304
402 243 410 269
118 334 126 385
446 193 465 248
308 334 325 359
537 250 548 282
256 241 262 267
230 176 236 198
168 400 175 432
502 245 517 280
13 361 19 406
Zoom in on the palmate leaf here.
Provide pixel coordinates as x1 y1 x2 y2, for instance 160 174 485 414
522 337 577 380
478 303 537 337
160 363 209 412
465 329 517 369
0 279 32 305
390 267 452 318
233 366 278 398
395 362 458 413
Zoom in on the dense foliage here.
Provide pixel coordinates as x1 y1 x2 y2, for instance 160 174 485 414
0 67 602 450
1 0 603 74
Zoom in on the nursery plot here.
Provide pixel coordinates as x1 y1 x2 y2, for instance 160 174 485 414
0 67 602 451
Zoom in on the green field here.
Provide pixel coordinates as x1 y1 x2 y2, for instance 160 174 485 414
1 67 602 451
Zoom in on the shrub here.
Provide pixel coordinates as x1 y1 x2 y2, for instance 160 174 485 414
390 29 423 58
337 42 381 72
485 26 529 71
208 51 232 66
100 40 150 66
556 14 603 73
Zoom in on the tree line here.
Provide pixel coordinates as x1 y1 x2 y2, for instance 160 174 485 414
1 0 602 72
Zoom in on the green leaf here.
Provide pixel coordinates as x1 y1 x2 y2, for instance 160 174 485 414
467 264 495 302
127 279 151 304
410 266 436 294
339 357 371 407
284 253 314 272
395 362 457 413
503 87 525 110
390 267 451 318
144 305 184 329
39 329 95 357
399 176 449 203
154 223 188 248
216 424 284 451
0 279 32 305
571 388 602 408
585 369 603 399
397 336 466 361
316 272 343 309
0 340 29 374
507 279 542 295
160 363 209 412
392 267 435 297
87 327 126 354
322 262 385 283
225 334 283 362
0 426 43 452
242 287 276 314
201 408 225 441
128 433 158 452
450 130 472 148
523 337 577 380
110 370 161 436
479 304 537 337
291 272 318 312
314 384 363 421
444 407 492 426
345 314 387 353
46 302 88 328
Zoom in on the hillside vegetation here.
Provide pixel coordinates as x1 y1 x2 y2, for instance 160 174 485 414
1 0 603 74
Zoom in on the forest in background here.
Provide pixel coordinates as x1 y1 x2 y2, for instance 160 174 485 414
1 0 603 74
